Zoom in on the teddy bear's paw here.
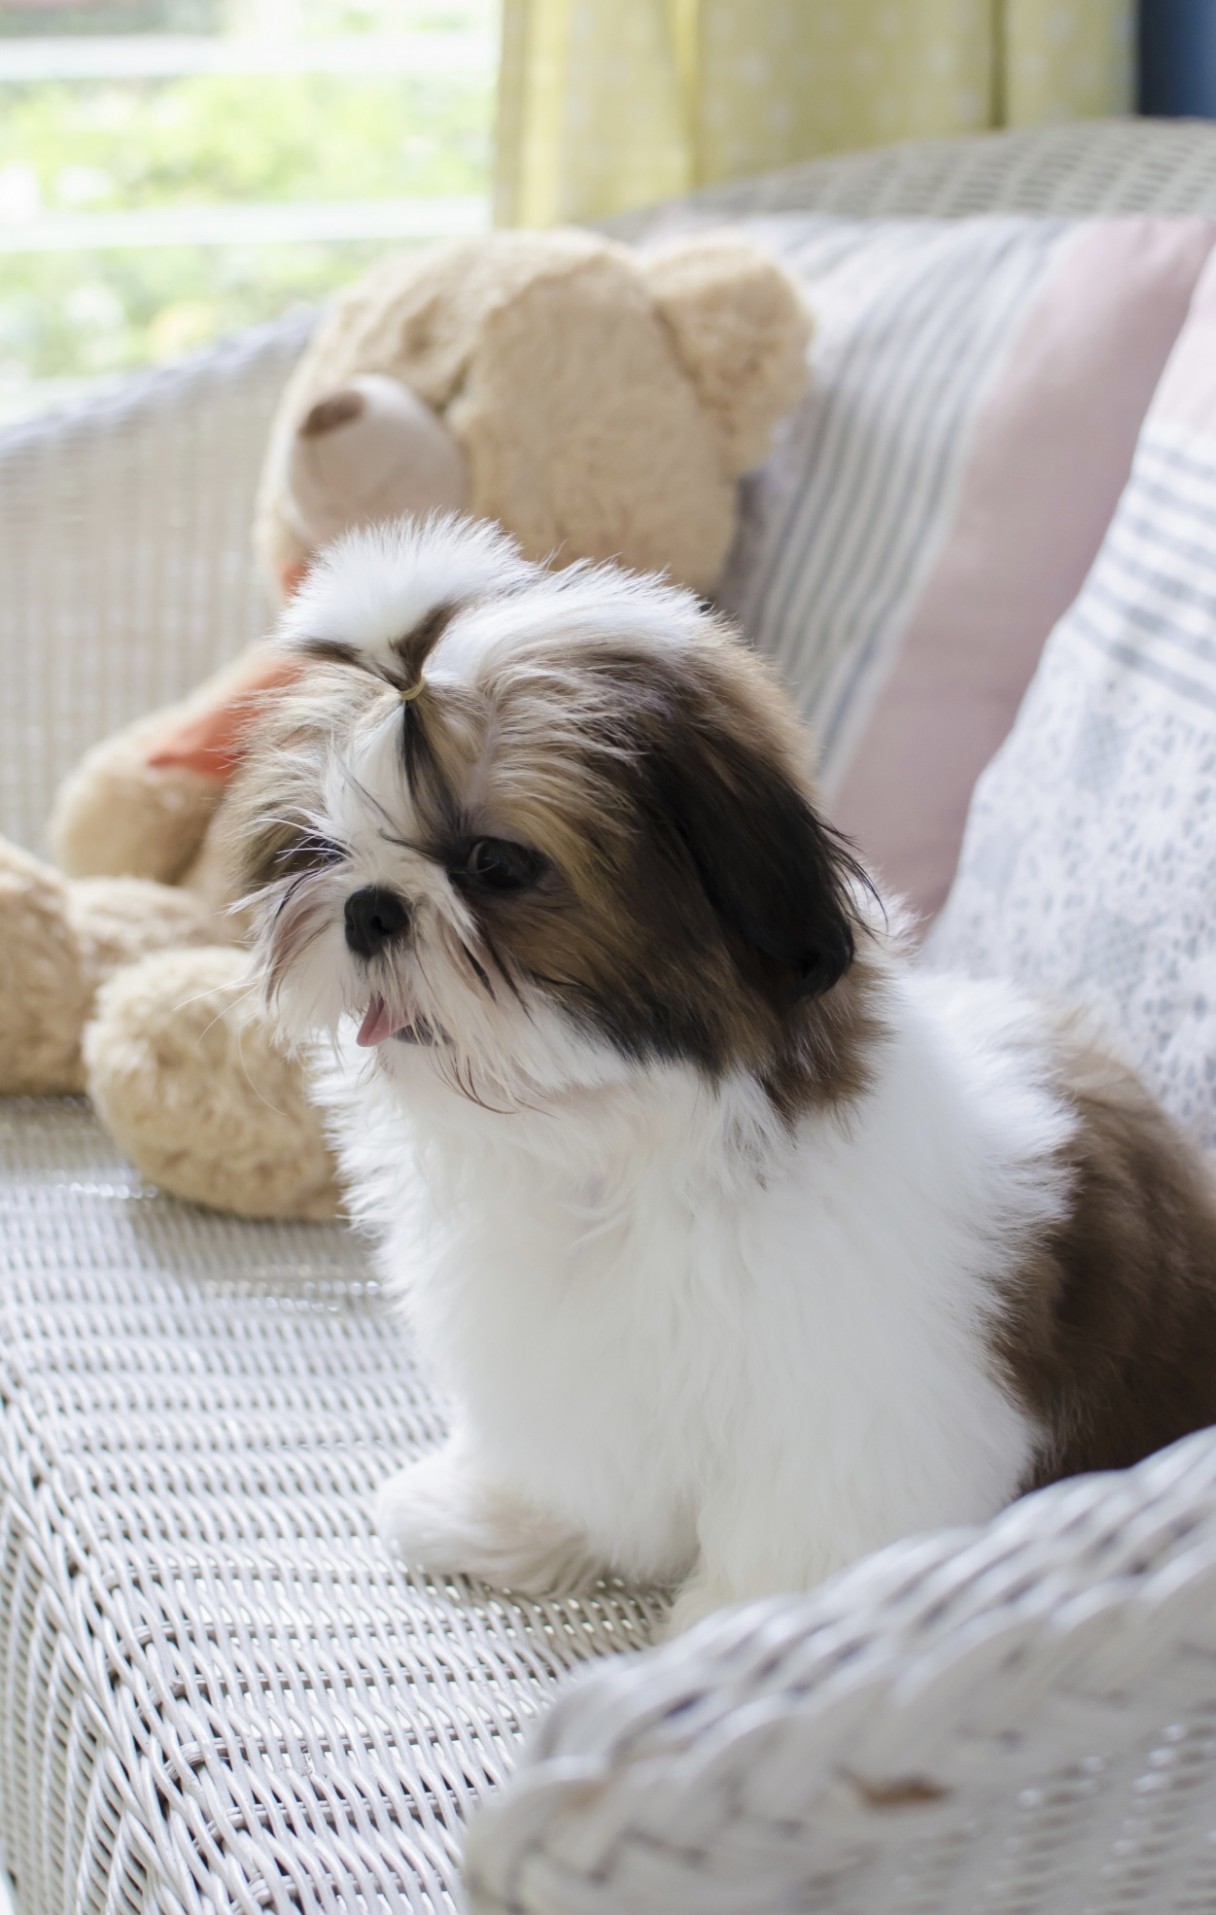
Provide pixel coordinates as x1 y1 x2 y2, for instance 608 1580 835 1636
0 838 93 1094
84 946 342 1222
69 874 218 971
50 714 223 882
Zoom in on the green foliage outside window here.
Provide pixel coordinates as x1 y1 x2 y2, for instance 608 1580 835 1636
0 3 495 408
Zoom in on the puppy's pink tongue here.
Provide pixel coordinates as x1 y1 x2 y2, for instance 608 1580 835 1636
356 995 406 1047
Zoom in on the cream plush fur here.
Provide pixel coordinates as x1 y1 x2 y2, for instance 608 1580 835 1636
0 229 811 1220
258 230 810 595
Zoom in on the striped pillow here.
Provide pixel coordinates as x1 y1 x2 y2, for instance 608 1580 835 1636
924 244 1216 1159
640 210 1213 920
717 214 1078 775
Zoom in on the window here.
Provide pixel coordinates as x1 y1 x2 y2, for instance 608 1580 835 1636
0 0 497 419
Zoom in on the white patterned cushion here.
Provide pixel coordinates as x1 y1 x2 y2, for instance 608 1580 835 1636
925 248 1216 1158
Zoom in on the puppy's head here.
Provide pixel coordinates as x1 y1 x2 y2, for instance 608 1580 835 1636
235 515 876 1116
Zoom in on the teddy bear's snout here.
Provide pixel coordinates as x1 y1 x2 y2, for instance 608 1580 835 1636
285 373 470 556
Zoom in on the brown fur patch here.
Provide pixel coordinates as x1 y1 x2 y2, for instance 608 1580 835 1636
396 620 883 1113
992 1029 1216 1488
399 602 457 678
294 602 457 694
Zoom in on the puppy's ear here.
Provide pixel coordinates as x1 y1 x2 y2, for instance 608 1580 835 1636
647 660 868 999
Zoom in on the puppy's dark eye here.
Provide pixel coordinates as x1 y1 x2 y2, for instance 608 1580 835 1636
458 838 542 893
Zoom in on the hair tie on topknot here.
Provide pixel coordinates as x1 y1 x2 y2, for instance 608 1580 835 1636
398 678 426 704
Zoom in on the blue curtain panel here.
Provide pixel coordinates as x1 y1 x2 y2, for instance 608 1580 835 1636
1140 0 1216 118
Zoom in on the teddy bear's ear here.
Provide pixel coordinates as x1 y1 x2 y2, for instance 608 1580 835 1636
643 237 812 476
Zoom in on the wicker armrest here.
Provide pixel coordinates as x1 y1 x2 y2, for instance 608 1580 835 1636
466 1426 1216 1915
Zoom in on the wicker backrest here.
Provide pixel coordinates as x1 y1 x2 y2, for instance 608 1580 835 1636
7 119 1216 855
0 313 309 854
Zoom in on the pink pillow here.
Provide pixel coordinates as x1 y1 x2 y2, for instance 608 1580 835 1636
831 217 1215 925
925 243 1216 1156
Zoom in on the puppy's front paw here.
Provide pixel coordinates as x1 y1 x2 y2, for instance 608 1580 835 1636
376 1446 602 1597
664 1574 739 1640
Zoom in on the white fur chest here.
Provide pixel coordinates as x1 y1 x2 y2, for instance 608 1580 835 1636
342 977 1069 1599
379 1088 753 1583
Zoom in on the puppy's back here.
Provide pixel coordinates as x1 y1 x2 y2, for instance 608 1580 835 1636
995 1033 1216 1488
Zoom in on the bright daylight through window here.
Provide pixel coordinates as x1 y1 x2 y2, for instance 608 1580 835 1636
0 0 497 419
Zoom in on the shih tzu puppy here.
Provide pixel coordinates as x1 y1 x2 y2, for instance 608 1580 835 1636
237 514 1216 1634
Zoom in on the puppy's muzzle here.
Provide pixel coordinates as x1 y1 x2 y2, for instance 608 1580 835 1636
344 885 411 959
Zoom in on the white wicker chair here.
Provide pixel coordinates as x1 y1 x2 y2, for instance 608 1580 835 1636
466 1430 1216 1915
4 118 1216 1914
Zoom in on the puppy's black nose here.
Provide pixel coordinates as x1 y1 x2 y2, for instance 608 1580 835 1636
344 885 410 959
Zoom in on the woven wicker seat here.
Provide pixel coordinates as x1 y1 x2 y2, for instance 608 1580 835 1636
4 117 1216 1914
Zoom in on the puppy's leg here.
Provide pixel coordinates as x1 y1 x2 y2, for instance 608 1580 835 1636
376 1441 603 1596
664 1565 745 1638
663 1484 891 1639
667 1407 1028 1635
665 1545 864 1638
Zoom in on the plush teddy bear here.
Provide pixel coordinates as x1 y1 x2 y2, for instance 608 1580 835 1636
0 227 812 1220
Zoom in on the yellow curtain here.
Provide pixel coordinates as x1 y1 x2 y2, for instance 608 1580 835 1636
495 0 1135 226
